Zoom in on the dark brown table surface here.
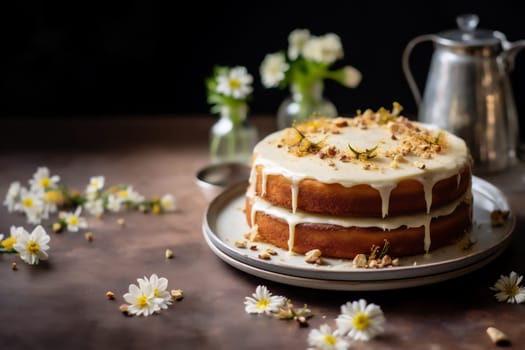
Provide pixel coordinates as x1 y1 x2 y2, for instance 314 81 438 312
0 115 524 350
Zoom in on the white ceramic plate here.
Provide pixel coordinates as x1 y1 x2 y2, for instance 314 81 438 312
202 177 515 289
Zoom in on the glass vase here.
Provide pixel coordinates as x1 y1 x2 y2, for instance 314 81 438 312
209 104 258 165
276 80 337 129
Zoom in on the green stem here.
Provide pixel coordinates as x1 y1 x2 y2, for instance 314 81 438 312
0 248 17 254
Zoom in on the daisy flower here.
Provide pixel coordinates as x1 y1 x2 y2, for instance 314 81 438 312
106 194 122 212
29 167 60 193
244 285 286 315
84 197 104 216
288 28 311 60
86 176 105 194
138 274 172 310
14 187 45 224
336 299 385 341
13 225 50 265
160 194 177 212
3 181 21 213
260 52 289 88
308 323 351 350
63 207 88 232
118 186 145 203
216 66 253 99
490 271 525 304
302 33 344 65
123 279 159 317
1 226 26 250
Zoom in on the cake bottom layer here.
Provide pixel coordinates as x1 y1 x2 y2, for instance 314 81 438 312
246 200 471 259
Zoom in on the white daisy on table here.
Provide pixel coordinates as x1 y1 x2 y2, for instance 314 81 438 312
308 323 351 350
160 194 177 212
260 52 289 88
336 299 385 341
244 285 286 315
63 207 88 232
3 181 21 213
106 194 122 212
118 186 145 203
84 197 104 216
123 279 159 317
15 187 45 224
29 167 60 193
1 226 26 250
13 225 50 265
216 66 253 99
138 274 172 309
490 271 525 304
86 176 105 194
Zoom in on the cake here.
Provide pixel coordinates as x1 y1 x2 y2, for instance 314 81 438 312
245 104 472 259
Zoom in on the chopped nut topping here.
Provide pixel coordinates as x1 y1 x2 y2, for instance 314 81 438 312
352 254 368 268
414 161 426 169
85 232 93 242
165 248 174 259
106 291 115 300
249 245 258 251
11 262 17 271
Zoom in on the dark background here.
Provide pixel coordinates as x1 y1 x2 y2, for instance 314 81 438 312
1 1 524 138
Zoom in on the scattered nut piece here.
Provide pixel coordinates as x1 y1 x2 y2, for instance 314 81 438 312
234 239 247 248
52 222 62 233
258 252 271 260
381 254 392 266
265 248 278 255
491 209 510 227
305 249 322 264
105 291 115 300
171 289 184 301
249 245 258 251
165 248 174 259
414 161 426 169
391 258 400 266
11 262 17 271
368 259 378 268
117 218 125 226
294 315 308 327
85 232 94 242
486 326 511 347
119 303 130 316
352 254 368 268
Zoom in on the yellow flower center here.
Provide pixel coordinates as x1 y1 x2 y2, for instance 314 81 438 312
1 236 17 250
153 289 160 298
118 190 129 199
257 299 270 309
353 312 370 331
160 198 171 208
152 204 161 215
509 285 520 297
22 198 33 208
44 190 64 204
324 334 337 345
68 216 79 226
90 180 100 189
27 240 40 254
229 79 241 90
40 177 51 188
137 295 149 308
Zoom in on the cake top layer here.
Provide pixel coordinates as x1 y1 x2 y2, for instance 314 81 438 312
252 104 470 187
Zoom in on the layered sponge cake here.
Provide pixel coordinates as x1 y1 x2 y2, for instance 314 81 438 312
245 105 472 259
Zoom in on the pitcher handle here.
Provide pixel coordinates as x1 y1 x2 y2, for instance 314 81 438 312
506 40 525 71
401 34 435 106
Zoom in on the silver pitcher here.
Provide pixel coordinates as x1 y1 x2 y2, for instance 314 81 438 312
402 14 525 173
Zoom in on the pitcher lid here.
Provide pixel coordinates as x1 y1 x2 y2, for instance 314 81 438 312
435 14 501 47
